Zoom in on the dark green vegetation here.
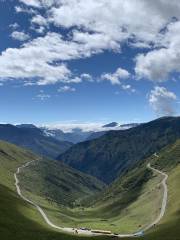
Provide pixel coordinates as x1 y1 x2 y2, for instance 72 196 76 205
87 164 152 208
19 159 105 207
0 117 180 240
0 124 73 158
19 148 162 233
58 117 180 183
134 140 180 240
16 138 180 238
0 183 110 240
0 140 108 240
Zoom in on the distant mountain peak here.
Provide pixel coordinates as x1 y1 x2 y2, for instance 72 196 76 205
102 122 119 128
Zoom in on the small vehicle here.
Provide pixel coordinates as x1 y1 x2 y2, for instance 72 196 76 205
80 227 91 231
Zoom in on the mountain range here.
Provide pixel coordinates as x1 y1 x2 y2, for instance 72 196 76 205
58 117 180 183
41 122 139 143
0 117 179 240
0 124 73 158
0 121 139 159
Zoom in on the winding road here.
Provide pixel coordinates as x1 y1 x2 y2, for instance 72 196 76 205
14 157 168 238
145 163 168 231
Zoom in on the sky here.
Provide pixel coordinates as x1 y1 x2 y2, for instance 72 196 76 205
0 0 180 128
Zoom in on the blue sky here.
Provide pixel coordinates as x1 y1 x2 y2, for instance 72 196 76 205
0 0 180 127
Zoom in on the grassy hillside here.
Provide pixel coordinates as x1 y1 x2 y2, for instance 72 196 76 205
0 183 110 240
0 124 73 158
129 140 180 240
19 159 105 207
0 140 39 189
0 140 107 240
0 137 179 240
58 117 180 183
19 139 180 238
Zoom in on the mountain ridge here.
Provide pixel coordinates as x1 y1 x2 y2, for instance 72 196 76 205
58 117 180 183
0 124 73 158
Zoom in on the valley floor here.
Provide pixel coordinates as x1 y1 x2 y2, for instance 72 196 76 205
18 161 165 235
0 140 179 240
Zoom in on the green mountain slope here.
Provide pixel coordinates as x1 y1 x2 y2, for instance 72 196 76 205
0 140 107 240
0 134 179 240
126 140 180 240
0 124 73 159
19 136 179 237
58 117 180 183
0 183 109 240
19 159 105 207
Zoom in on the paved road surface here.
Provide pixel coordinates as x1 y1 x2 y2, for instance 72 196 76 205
14 158 168 238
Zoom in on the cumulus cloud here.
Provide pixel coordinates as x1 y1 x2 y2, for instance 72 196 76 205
135 20 180 82
0 30 107 85
148 86 177 116
19 0 180 55
6 0 180 85
80 73 93 82
11 31 30 41
47 0 166 44
101 68 130 85
19 0 42 8
15 5 37 14
0 37 71 84
32 25 46 34
0 32 91 85
58 85 76 92
31 15 48 26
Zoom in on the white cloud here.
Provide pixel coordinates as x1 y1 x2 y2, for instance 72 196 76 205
31 15 48 26
122 84 136 93
72 30 121 53
58 85 76 92
15 5 37 14
41 122 104 133
19 0 42 8
80 73 93 82
19 0 180 56
35 90 51 100
0 31 113 85
32 26 46 34
48 0 163 43
40 120 136 132
101 68 130 85
8 0 180 85
11 31 30 41
9 23 20 30
149 86 177 116
0 32 87 85
18 0 180 47
135 20 180 82
40 122 123 133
